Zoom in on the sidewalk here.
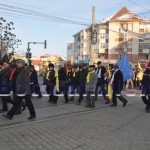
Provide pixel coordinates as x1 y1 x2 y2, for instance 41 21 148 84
0 93 141 127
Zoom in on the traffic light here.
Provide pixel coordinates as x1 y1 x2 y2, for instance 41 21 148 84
26 52 32 58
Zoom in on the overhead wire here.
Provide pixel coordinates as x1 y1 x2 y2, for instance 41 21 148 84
1 0 92 21
0 3 90 26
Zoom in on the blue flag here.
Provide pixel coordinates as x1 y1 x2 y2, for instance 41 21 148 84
116 55 134 81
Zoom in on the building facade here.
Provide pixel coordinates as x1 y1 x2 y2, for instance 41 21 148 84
71 7 150 64
67 43 74 65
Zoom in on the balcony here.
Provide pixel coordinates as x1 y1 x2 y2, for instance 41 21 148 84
139 49 149 54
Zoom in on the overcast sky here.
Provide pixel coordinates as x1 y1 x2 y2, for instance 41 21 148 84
1 0 150 57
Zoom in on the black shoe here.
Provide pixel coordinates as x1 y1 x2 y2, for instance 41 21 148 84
123 101 128 107
28 115 36 120
145 106 149 110
69 97 74 101
53 96 58 104
77 102 81 105
0 109 8 113
85 105 91 108
90 105 95 108
2 114 12 120
110 104 117 107
37 95 42 98
146 109 150 113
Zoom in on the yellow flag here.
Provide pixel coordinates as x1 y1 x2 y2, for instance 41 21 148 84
55 71 59 92
137 62 143 72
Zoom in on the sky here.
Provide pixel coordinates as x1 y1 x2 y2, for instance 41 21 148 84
0 0 150 58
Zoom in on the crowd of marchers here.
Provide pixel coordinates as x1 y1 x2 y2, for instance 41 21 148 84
0 59 150 120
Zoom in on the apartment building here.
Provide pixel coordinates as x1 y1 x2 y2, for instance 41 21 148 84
71 7 150 64
67 43 74 65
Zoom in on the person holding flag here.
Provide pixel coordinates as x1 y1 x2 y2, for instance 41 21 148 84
110 55 133 107
110 64 128 107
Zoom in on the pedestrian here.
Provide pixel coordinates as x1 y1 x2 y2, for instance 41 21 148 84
0 62 13 112
45 63 58 103
30 65 42 98
110 64 128 107
77 64 88 105
86 65 97 108
141 64 150 113
69 66 79 101
95 61 107 101
57 64 69 103
3 59 36 120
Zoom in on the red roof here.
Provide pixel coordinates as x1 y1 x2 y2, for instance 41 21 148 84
110 7 143 21
32 60 42 65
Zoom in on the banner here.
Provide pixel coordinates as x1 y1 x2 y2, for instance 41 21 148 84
117 55 134 81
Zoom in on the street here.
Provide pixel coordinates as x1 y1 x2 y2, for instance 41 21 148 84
0 91 149 150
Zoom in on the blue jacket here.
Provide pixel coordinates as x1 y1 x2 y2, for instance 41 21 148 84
0 67 12 94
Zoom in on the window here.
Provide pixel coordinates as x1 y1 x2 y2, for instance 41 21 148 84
139 43 150 49
119 44 124 51
100 25 106 29
145 33 150 39
100 34 106 39
120 23 128 30
100 43 108 49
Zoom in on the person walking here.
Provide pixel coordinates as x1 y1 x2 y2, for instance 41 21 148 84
86 65 98 108
30 65 42 98
77 64 88 105
45 63 58 103
0 62 13 112
110 64 128 107
3 59 36 120
141 64 150 113
95 61 107 101
69 66 79 101
57 64 69 103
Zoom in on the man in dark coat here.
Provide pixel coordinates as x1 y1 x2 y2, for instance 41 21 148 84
46 63 58 103
95 61 107 101
3 59 36 120
77 64 88 105
110 64 128 107
57 64 69 103
30 65 42 98
69 66 79 101
141 64 150 113
0 62 13 112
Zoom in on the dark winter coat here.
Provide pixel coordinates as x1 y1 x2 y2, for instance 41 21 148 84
112 69 124 94
14 67 31 95
0 67 12 94
142 68 150 94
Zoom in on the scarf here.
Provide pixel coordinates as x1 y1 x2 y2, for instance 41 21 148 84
0 67 4 72
73 70 78 77
9 68 17 81
86 70 95 83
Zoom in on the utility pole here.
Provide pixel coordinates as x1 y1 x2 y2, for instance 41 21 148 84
90 6 96 65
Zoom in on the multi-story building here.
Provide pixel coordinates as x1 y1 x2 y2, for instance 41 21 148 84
67 43 74 65
71 7 150 64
